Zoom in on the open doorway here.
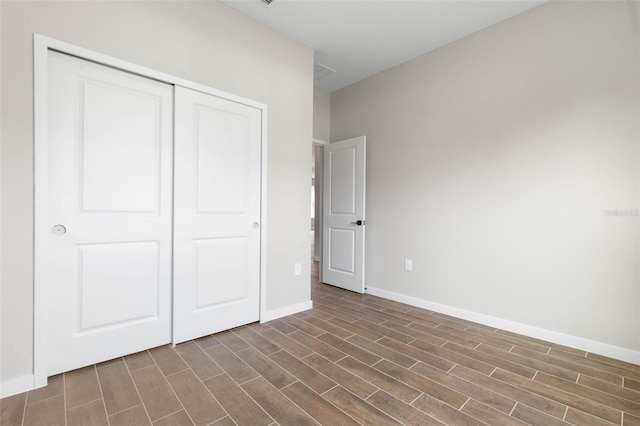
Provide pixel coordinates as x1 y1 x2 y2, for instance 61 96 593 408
311 144 320 261
311 141 326 282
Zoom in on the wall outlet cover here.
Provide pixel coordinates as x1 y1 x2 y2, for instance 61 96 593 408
404 259 412 272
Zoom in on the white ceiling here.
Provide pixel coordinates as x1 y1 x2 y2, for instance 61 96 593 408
221 0 547 92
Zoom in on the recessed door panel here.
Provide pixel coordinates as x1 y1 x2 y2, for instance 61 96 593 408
195 237 249 309
329 147 356 215
328 228 355 274
78 242 160 331
47 51 173 375
81 80 162 213
196 106 249 214
174 86 262 344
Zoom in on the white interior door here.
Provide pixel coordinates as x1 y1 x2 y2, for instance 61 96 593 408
322 136 366 293
46 51 173 375
173 86 262 344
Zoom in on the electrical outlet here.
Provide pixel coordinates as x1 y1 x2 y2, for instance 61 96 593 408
404 259 412 272
294 263 302 276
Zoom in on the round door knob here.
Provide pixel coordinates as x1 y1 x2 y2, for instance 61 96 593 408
252 222 260 229
52 225 67 235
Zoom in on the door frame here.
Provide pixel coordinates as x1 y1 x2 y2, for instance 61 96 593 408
312 139 328 280
33 34 268 388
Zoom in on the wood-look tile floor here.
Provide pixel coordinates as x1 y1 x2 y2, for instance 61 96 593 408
3 262 640 426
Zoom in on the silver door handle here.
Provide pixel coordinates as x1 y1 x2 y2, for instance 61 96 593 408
52 225 67 235
350 220 366 226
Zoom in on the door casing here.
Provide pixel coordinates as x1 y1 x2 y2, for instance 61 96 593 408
312 139 328 281
33 34 268 389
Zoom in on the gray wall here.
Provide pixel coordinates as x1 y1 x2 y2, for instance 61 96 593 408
1 1 313 384
331 1 639 354
313 87 331 141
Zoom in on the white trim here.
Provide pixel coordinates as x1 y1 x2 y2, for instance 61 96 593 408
33 34 269 389
0 0 2 381
259 103 269 326
260 300 313 323
33 33 50 392
365 286 640 366
0 375 39 399
0 3 3 401
312 142 324 275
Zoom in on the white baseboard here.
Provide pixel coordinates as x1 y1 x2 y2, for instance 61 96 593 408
365 286 640 366
261 300 313 323
1 374 37 398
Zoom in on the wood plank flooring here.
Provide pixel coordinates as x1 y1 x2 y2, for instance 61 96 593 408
2 261 640 425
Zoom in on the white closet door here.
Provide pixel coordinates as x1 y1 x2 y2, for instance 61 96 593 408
173 86 262 344
46 51 173 375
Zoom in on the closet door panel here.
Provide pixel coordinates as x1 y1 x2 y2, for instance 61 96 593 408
173 86 262 344
46 51 173 375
